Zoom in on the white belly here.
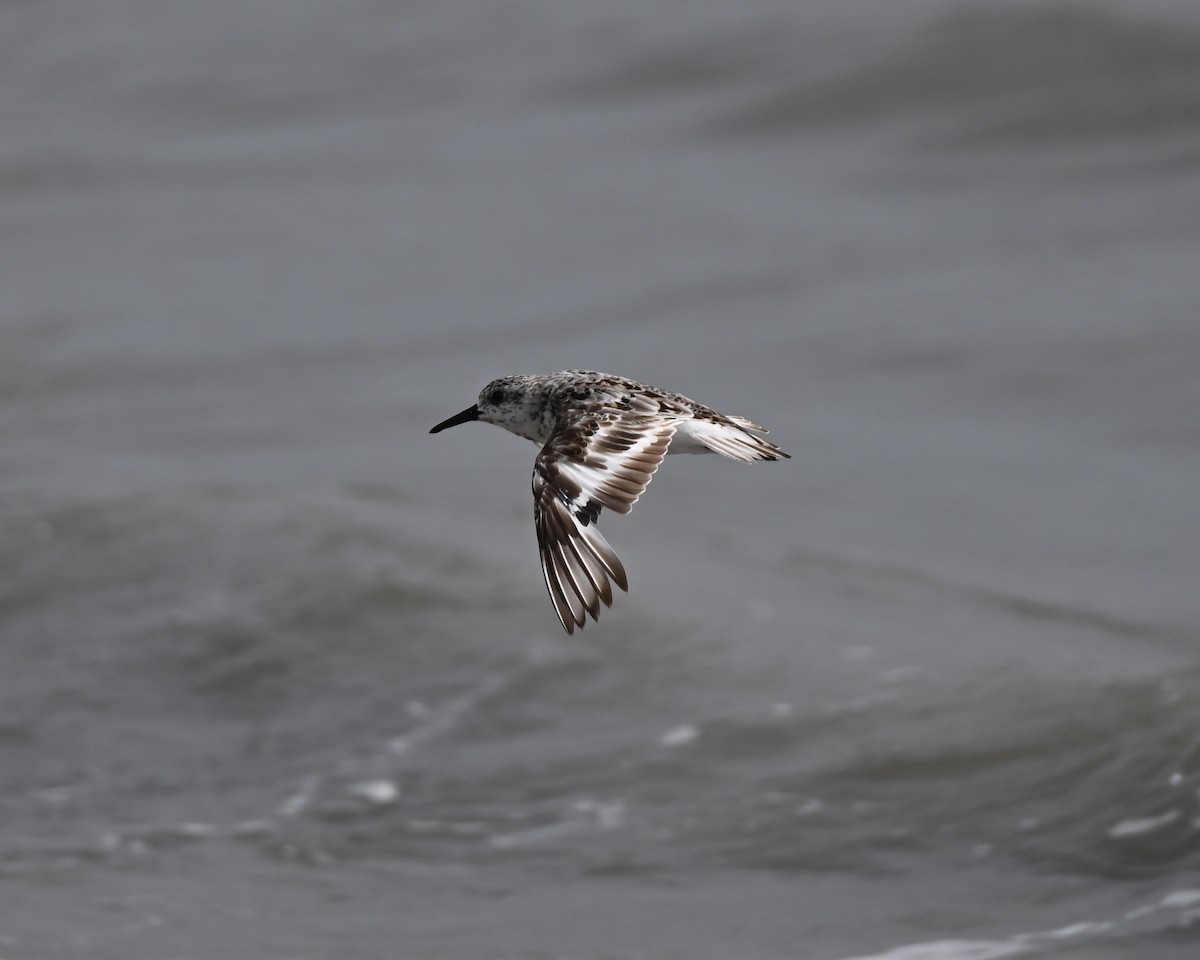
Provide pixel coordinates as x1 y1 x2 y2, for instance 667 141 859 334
668 418 720 454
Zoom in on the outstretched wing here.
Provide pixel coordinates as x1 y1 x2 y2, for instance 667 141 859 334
533 413 675 634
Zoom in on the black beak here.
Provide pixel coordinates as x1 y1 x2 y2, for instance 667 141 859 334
429 404 480 434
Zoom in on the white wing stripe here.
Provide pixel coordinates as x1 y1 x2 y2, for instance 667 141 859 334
532 417 674 633
552 427 674 515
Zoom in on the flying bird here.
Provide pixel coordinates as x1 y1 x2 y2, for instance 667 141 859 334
430 370 789 633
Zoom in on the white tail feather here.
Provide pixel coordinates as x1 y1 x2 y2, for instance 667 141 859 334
672 418 789 462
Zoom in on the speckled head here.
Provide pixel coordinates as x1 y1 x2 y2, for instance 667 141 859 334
429 375 554 444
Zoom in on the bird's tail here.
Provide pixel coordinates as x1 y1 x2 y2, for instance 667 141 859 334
685 416 791 462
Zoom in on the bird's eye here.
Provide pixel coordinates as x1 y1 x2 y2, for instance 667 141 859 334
489 388 505 404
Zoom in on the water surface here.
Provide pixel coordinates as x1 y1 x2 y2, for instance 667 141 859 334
2 1 1200 957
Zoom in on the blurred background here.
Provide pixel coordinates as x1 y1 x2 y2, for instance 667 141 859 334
3 0 1200 957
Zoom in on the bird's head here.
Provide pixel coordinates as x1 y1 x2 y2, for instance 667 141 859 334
429 375 548 442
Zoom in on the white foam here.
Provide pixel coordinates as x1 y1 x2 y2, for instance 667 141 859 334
1108 809 1179 838
837 886 1200 960
278 775 321 817
659 724 698 747
1160 889 1200 908
1044 921 1112 939
838 938 1028 960
571 798 626 830
491 798 627 848
347 779 399 805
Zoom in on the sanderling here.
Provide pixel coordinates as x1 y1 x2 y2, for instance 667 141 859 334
430 370 789 634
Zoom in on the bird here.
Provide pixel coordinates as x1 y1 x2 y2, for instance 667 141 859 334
429 370 789 634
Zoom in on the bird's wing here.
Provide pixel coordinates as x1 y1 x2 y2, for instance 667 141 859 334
532 412 675 634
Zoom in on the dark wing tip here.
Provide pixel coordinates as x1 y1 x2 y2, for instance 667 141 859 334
535 480 628 635
531 413 673 633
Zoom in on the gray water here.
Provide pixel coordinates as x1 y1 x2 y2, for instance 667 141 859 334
3 1 1200 957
